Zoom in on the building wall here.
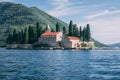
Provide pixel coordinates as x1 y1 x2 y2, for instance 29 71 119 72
60 36 72 48
39 32 82 48
39 32 63 47
70 40 80 48
56 32 62 42
60 36 80 48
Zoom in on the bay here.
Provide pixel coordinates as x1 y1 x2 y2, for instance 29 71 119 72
0 48 120 80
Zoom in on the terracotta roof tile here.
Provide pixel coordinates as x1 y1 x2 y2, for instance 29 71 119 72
41 32 60 36
67 36 80 40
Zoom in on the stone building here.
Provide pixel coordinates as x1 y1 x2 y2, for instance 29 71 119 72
39 32 63 47
60 36 81 48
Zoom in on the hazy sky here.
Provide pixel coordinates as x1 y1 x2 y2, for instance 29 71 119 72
1 0 120 44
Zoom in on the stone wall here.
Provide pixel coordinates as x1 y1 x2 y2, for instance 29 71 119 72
6 44 33 49
39 32 63 47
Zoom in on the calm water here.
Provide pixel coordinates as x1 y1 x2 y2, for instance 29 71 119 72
0 48 120 80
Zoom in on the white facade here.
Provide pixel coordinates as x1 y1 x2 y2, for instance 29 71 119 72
69 39 80 48
61 36 80 48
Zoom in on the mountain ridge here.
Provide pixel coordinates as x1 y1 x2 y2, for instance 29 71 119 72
109 43 120 48
0 2 68 28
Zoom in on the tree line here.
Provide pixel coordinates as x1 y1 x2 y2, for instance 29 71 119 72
6 20 91 44
56 20 91 42
6 22 43 44
69 20 91 42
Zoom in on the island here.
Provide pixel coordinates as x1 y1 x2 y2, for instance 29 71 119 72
6 23 94 50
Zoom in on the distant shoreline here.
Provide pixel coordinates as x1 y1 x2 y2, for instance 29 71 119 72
0 47 118 50
0 44 117 50
5 47 118 50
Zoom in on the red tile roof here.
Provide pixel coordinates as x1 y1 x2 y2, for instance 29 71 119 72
41 32 60 36
67 36 80 40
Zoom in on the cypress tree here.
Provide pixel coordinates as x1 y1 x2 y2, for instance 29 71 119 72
86 24 91 41
23 27 29 44
28 25 37 44
73 24 78 37
79 26 82 38
82 27 86 41
38 25 43 38
63 26 67 35
51 28 55 32
36 22 40 38
21 30 24 44
12 29 19 43
56 22 60 32
69 20 73 36
6 33 13 44
12 29 16 43
18 31 21 43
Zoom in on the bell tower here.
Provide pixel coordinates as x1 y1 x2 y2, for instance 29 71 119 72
45 24 51 32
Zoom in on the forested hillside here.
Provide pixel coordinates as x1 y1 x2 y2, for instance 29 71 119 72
0 2 68 46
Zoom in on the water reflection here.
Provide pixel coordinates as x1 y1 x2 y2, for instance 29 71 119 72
0 49 120 80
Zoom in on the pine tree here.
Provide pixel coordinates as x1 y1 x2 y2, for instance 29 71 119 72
56 22 60 32
69 20 73 36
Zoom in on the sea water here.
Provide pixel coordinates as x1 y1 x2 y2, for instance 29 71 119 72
0 48 120 80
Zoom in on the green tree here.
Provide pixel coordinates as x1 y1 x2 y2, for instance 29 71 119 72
69 20 73 36
6 33 13 44
28 25 37 44
63 26 67 35
36 22 41 38
12 29 20 43
82 27 86 41
79 26 82 38
86 24 91 41
38 25 43 38
23 27 29 44
21 30 24 44
73 24 79 37
51 28 55 32
56 22 60 32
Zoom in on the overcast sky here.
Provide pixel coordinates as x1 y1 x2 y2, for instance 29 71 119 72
1 0 120 44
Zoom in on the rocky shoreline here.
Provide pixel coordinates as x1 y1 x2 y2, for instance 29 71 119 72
4 44 118 50
6 44 94 50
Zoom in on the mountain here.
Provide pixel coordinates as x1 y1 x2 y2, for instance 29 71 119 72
109 43 120 48
91 38 108 47
0 2 68 28
0 2 106 47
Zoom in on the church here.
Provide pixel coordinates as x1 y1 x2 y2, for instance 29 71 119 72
39 24 81 48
